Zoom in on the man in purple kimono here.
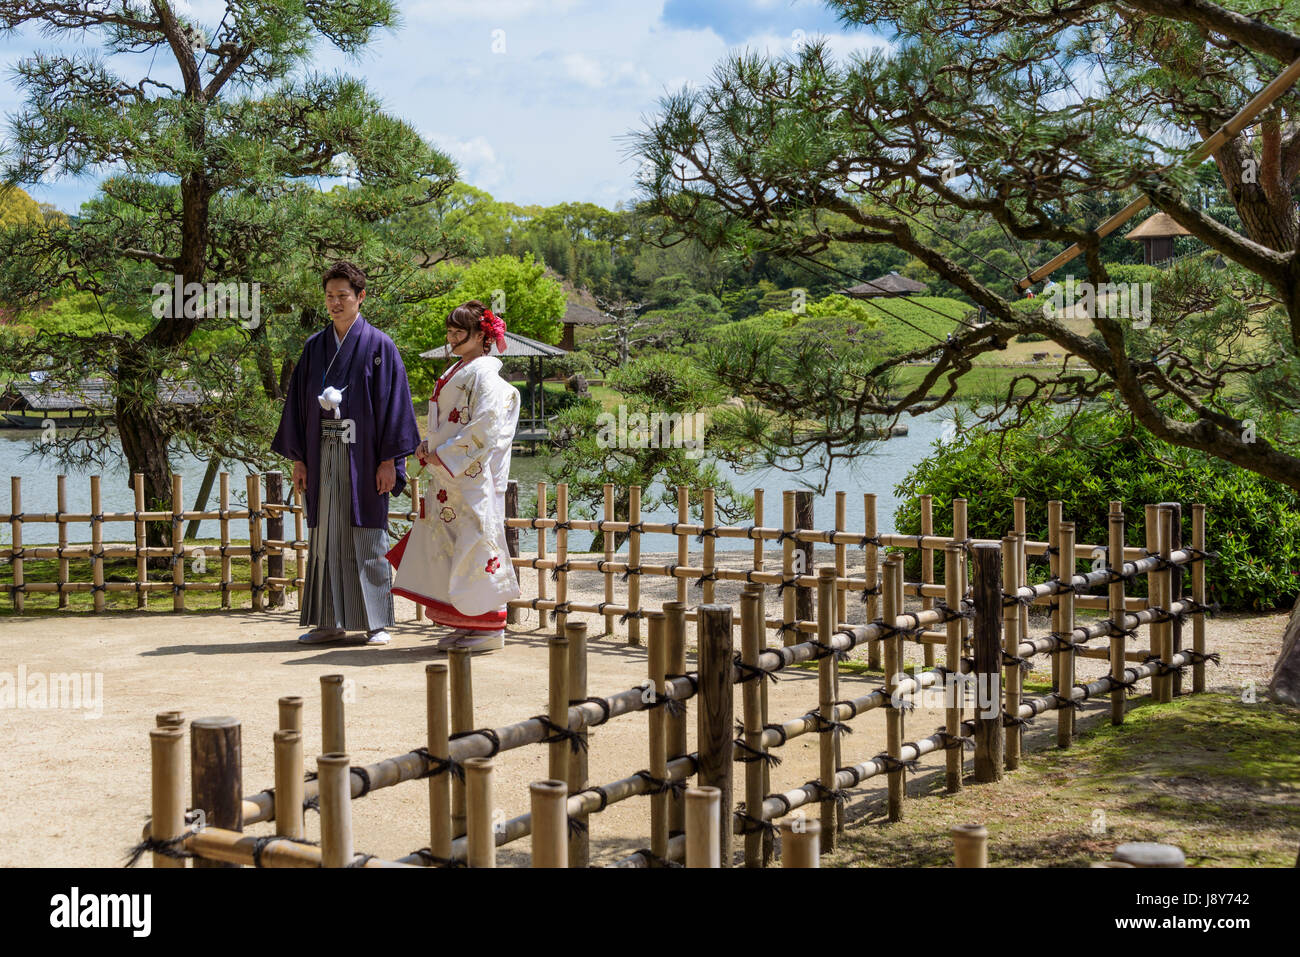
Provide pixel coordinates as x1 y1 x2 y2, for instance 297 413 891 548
272 260 421 645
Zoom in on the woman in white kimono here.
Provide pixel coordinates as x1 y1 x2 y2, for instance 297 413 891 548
388 301 522 652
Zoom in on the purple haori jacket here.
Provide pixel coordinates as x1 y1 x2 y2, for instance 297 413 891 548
271 315 421 529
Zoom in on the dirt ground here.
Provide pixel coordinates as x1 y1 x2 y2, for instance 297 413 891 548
0 549 1288 867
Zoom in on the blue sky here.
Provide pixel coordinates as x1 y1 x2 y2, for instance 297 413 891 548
0 0 884 214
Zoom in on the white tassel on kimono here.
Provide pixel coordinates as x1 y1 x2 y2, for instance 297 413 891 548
318 385 346 419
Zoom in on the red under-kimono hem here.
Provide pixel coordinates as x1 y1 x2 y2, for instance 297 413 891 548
391 587 508 629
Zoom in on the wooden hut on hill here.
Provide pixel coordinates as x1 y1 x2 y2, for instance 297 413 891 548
561 300 608 351
838 271 929 299
1124 212 1192 265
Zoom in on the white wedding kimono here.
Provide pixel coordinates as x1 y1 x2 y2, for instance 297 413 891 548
389 355 522 628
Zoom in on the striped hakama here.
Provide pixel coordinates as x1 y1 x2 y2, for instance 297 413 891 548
299 419 394 632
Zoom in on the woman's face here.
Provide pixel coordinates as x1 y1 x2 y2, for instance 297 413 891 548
446 323 485 358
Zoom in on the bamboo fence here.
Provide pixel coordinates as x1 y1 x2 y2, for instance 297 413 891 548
132 499 1215 868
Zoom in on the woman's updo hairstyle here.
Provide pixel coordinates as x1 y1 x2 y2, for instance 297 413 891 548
446 300 493 353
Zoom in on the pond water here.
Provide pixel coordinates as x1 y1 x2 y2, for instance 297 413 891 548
0 410 957 547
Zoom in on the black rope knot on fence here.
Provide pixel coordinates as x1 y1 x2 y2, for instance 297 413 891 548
625 522 644 534
1047 631 1083 653
551 520 573 531
857 534 882 547
806 710 854 735
776 574 801 595
409 747 464 782
449 726 502 758
776 529 799 545
733 736 782 767
858 584 881 602
413 847 467 868
1184 650 1221 667
549 561 571 582
1002 590 1035 608
935 599 973 622
808 780 852 806
618 609 644 625
1001 650 1032 670
124 831 196 868
872 752 921 774
934 728 976 751
1142 654 1183 677
1002 711 1033 728
735 802 778 837
732 653 775 684
573 695 613 726
808 637 849 662
534 714 588 754
618 565 642 582
692 570 718 589
349 766 372 797
694 526 719 543
762 721 789 747
250 835 319 868
574 784 611 813
777 621 800 639
633 769 686 797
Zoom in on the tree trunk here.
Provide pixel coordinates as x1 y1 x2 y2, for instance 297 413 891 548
116 389 175 560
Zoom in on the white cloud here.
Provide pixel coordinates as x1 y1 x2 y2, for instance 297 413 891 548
426 133 507 192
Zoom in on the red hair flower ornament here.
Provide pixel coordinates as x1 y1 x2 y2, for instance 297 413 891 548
480 309 507 354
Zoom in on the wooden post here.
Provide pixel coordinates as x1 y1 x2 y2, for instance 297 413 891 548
555 483 569 638
1160 502 1184 696
1002 536 1022 771
530 780 569 868
190 716 241 868
1057 523 1077 747
702 486 717 605
266 472 284 608
1143 503 1158 694
945 542 965 789
739 590 764 867
505 480 518 625
1109 510 1127 726
697 604 734 866
9 477 21 613
664 601 687 838
676 485 689 605
465 757 495 868
628 484 642 646
156 711 185 728
782 491 797 647
835 491 847 626
1014 497 1028 654
426 663 452 862
747 584 773 865
921 494 935 668
1047 500 1062 691
952 824 988 867
273 730 304 840
566 620 590 867
794 490 814 628
883 554 905 820
171 473 184 612
150 727 187 868
292 480 304 603
1156 506 1175 704
536 481 550 631
449 648 473 839
753 491 772 862
247 473 265 612
277 696 302 732
817 566 840 847
603 482 615 635
56 475 68 609
646 610 670 866
953 498 969 654
865 493 881 670
317 753 353 868
1192 504 1207 694
685 786 721 868
971 545 1004 783
780 819 820 867
320 674 345 755
133 473 148 609
90 475 105 613
547 632 569 782
219 473 231 610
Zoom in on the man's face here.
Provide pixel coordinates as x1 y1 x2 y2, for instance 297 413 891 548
325 278 364 323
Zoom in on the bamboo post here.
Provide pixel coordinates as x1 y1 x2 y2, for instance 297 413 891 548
945 542 965 789
1109 510 1127 726
273 730 304 840
1057 523 1077 747
320 674 346 755
701 486 717 604
747 584 773 865
952 824 988 867
554 483 569 637
566 620 590 867
780 819 820 867
90 475 105 613
449 648 473 838
921 494 935 668
794 490 814 627
504 479 517 625
883 554 905 821
1156 506 1175 704
426 663 452 862
835 491 847 626
317 754 353 868
817 566 841 846
739 590 764 867
530 780 569 868
1161 502 1184 697
603 482 615 635
190 716 242 869
171 473 184 612
134 473 148 609
219 473 231 610
278 696 302 732
628 484 642 646
150 727 187 868
547 633 569 782
647 610 670 865
971 544 1004 783
953 498 969 653
685 786 721 868
1002 536 1022 771
266 471 284 608
1047 501 1062 690
9 477 21 613
536 482 549 630
247 473 265 612
56 475 68 609
1192 504 1207 694
465 757 495 868
293 480 304 601
1014 496 1028 652
753 492 771 861
697 604 734 866
866 493 881 670
782 491 797 647
676 485 689 605
664 601 687 838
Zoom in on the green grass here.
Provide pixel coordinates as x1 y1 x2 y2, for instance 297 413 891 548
825 692 1300 867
